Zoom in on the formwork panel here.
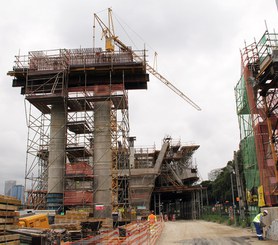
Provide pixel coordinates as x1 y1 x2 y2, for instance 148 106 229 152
64 191 93 206
66 162 93 176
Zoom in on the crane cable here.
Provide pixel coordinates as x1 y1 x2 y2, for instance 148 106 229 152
94 10 202 111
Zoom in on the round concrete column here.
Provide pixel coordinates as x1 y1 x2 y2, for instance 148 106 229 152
93 101 112 218
47 103 66 209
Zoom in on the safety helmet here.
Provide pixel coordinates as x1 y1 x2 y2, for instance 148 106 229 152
263 210 268 214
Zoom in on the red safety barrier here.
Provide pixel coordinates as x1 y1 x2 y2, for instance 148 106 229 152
65 219 164 244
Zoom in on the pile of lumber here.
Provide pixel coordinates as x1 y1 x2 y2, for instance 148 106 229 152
53 210 106 229
0 195 20 245
55 210 89 225
52 210 88 230
52 211 106 241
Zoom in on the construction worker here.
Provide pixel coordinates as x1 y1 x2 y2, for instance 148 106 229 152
147 210 157 233
147 210 157 224
253 210 268 240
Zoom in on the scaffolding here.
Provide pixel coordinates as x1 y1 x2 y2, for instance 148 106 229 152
235 73 260 205
9 47 148 216
235 30 278 206
8 45 203 220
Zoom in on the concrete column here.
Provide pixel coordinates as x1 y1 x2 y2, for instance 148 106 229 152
47 103 66 209
93 101 112 218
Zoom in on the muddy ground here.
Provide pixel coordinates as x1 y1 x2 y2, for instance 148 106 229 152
157 220 277 245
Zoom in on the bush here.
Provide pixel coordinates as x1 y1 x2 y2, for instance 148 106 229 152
201 207 239 226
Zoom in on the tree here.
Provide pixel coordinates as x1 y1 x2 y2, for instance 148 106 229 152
201 161 238 206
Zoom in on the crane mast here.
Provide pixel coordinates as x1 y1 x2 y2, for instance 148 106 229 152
94 9 201 111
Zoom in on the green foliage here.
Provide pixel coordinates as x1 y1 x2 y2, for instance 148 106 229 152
202 213 232 225
201 156 253 229
201 206 238 226
200 180 214 204
211 168 230 202
238 218 248 228
201 161 238 205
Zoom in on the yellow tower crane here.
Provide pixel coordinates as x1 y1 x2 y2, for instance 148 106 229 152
94 8 201 111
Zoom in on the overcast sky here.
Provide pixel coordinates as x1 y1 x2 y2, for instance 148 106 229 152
0 0 277 193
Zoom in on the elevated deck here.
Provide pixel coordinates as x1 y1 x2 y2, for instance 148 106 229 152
123 140 200 209
8 48 149 96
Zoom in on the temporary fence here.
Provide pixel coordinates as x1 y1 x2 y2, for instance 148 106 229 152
64 219 164 245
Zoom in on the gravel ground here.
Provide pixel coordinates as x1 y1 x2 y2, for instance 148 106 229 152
156 220 278 245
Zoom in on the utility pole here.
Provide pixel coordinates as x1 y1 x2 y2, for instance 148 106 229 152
234 151 247 221
227 165 237 225
231 171 237 226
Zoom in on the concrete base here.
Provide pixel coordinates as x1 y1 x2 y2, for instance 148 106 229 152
266 219 278 241
262 207 278 241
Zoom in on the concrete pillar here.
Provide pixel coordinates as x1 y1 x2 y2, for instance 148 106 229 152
47 103 66 210
93 101 112 218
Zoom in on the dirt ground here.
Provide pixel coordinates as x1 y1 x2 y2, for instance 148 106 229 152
156 220 278 245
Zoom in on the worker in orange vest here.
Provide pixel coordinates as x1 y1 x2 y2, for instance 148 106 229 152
147 210 157 224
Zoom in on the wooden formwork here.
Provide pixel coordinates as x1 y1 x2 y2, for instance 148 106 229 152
0 195 20 245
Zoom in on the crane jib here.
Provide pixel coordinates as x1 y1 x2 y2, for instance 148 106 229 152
94 10 201 111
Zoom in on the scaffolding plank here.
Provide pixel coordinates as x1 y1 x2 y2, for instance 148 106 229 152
26 94 65 114
67 121 92 134
66 146 92 158
67 98 94 112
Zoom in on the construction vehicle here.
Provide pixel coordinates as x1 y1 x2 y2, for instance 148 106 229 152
18 213 50 229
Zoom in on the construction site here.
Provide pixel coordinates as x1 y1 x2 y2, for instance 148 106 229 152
1 6 278 245
1 9 205 244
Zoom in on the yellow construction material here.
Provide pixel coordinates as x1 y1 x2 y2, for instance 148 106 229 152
18 214 50 229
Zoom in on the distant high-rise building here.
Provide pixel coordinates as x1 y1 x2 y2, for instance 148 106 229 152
10 185 24 204
4 180 16 196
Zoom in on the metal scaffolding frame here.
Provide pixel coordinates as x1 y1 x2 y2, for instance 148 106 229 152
9 45 202 220
9 48 144 213
235 30 278 206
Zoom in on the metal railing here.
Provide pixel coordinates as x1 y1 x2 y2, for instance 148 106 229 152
14 48 145 71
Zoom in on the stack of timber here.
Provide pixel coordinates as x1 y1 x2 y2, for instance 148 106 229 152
52 210 87 230
0 195 20 245
52 211 104 241
8 228 66 245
